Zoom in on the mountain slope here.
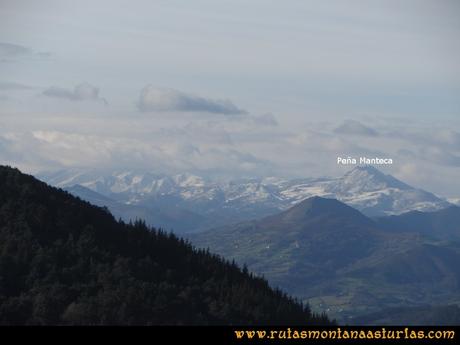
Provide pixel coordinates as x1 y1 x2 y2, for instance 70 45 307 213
0 166 331 325
279 166 450 216
40 166 452 232
64 184 205 233
375 205 460 241
191 197 460 323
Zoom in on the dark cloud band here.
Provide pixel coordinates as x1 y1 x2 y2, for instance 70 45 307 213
137 86 246 115
43 83 107 104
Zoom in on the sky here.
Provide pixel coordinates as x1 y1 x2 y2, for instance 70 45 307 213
0 0 459 197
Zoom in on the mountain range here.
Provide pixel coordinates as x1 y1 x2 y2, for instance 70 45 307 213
36 165 460 324
39 166 453 233
190 196 460 324
12 164 460 325
0 165 330 325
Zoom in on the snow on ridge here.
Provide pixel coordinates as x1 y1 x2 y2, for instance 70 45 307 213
40 166 453 216
448 198 460 206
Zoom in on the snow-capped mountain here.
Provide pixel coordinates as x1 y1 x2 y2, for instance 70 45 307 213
39 166 452 232
278 166 450 216
46 171 217 200
448 198 460 206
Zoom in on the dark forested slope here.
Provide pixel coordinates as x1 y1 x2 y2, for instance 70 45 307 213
0 166 331 325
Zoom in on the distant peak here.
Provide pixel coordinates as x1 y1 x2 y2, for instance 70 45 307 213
297 196 354 211
280 196 373 225
341 165 411 191
348 165 383 175
343 165 387 182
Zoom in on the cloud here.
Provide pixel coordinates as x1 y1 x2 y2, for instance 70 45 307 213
0 42 31 58
0 81 35 91
43 83 107 104
137 86 246 115
0 42 50 62
0 136 14 159
0 128 272 178
0 132 61 171
251 113 278 126
419 146 460 167
435 130 460 149
334 120 379 137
